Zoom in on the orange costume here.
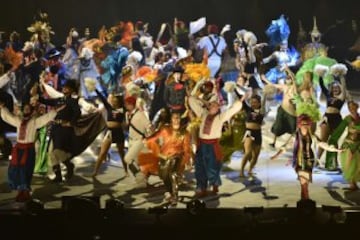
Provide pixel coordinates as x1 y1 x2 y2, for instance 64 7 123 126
139 125 192 177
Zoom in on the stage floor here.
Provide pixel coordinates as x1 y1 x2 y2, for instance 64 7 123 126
1 95 360 211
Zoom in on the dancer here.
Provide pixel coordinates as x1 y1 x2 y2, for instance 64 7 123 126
91 90 127 177
328 101 360 190
0 102 64 202
318 77 346 169
272 114 342 200
144 111 192 205
261 68 297 148
123 95 152 188
239 94 266 178
188 93 244 197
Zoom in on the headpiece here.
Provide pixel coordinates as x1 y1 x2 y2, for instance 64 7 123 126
310 16 321 42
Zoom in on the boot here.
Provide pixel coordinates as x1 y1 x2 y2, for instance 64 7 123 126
51 164 63 183
63 160 75 180
134 172 147 189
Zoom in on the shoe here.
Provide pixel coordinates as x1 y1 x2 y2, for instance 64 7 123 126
164 192 172 201
194 189 207 198
64 161 75 180
169 196 178 206
212 185 219 194
134 173 147 189
15 191 23 202
269 143 275 149
16 190 32 202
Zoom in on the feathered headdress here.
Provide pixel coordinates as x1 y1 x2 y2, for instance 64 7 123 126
295 99 321 122
265 14 290 48
310 16 321 41
184 63 211 82
27 11 54 35
135 66 158 82
4 46 22 69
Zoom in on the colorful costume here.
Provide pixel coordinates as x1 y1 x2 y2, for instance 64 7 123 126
145 124 191 204
328 115 360 185
0 106 57 201
188 96 243 194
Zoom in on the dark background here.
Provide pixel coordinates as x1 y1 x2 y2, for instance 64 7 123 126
0 0 359 44
1 0 359 87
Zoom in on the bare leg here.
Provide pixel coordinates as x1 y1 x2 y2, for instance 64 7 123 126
318 122 329 160
116 142 128 176
92 137 112 177
269 136 277 148
299 176 309 200
248 144 261 175
240 137 252 177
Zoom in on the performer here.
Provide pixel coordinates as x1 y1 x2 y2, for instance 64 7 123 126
293 115 341 200
318 69 347 170
261 68 297 148
197 24 227 78
144 111 192 205
262 15 298 86
301 17 328 61
239 94 266 178
328 101 360 190
91 90 127 177
235 30 267 95
40 79 106 182
45 80 81 183
163 65 188 114
188 94 244 197
123 95 152 188
0 102 63 202
272 114 342 200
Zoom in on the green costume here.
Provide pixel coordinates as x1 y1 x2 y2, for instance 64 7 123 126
328 115 360 181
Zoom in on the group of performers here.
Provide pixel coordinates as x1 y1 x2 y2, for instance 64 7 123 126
0 12 359 205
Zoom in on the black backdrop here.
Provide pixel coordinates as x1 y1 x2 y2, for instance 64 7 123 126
0 0 358 44
0 0 359 87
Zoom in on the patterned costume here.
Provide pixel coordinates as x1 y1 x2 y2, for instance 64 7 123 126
0 106 57 201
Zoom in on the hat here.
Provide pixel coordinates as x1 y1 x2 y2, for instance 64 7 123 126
207 24 219 35
124 96 137 106
45 48 61 59
297 114 312 127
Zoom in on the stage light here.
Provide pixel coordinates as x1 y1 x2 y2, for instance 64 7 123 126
24 198 44 216
322 205 346 223
186 199 206 215
244 206 264 216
